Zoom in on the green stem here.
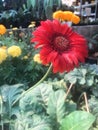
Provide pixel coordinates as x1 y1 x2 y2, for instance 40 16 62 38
12 64 52 106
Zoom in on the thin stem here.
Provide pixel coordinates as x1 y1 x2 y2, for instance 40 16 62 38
77 92 84 109
65 83 74 100
77 92 90 112
83 92 90 113
12 64 52 106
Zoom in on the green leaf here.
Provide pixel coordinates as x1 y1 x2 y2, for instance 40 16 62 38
86 76 94 86
79 78 86 85
20 83 53 113
60 111 95 130
15 114 52 130
47 89 66 123
0 84 24 120
1 84 24 106
81 68 87 76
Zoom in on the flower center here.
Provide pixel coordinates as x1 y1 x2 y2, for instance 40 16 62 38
53 36 69 52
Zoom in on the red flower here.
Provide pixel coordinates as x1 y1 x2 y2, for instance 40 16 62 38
31 20 88 73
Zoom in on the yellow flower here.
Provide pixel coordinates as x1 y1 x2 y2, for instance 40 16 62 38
9 31 13 35
71 14 80 24
0 46 7 50
28 21 36 28
7 45 22 57
23 55 28 59
12 27 18 31
53 10 65 21
33 54 42 64
0 24 7 35
31 21 36 24
28 24 35 28
0 48 7 63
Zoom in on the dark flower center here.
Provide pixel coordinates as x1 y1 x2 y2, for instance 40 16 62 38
53 36 69 52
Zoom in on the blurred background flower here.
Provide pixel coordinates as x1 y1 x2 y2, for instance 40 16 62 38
0 24 7 35
0 48 7 63
7 45 22 57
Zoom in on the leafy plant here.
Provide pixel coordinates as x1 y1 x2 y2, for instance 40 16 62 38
0 32 48 86
0 84 25 130
0 81 94 130
64 64 98 94
60 111 95 130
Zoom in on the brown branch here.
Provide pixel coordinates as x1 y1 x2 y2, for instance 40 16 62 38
83 92 90 113
65 83 74 101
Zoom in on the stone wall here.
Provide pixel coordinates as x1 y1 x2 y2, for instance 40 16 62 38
73 25 98 38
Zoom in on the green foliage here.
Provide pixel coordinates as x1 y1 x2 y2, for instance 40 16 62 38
60 111 95 130
0 0 62 28
0 80 96 130
89 96 98 127
64 64 98 88
0 84 25 125
0 32 47 86
47 89 66 122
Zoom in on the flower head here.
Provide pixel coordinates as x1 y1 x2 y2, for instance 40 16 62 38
53 11 80 24
7 45 22 57
71 14 80 24
12 27 18 31
0 24 7 35
33 54 42 64
0 48 7 63
53 10 65 21
31 20 88 73
0 46 7 50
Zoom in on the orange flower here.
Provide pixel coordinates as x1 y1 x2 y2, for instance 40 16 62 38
63 11 73 21
53 10 65 21
53 11 80 24
0 24 6 35
71 14 80 24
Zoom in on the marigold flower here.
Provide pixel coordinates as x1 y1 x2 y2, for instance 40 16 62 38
63 11 73 21
0 46 7 50
71 14 80 24
31 20 88 73
12 27 18 31
0 24 7 35
53 10 65 21
7 45 22 57
28 24 35 28
23 55 28 59
9 31 13 35
53 11 80 24
0 48 7 63
33 54 42 64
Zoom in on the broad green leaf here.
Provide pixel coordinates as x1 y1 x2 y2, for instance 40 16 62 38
47 89 66 123
20 83 52 113
15 113 52 130
0 84 25 120
60 111 95 130
1 84 24 107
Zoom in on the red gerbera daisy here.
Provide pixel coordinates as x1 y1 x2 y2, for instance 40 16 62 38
31 20 88 73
